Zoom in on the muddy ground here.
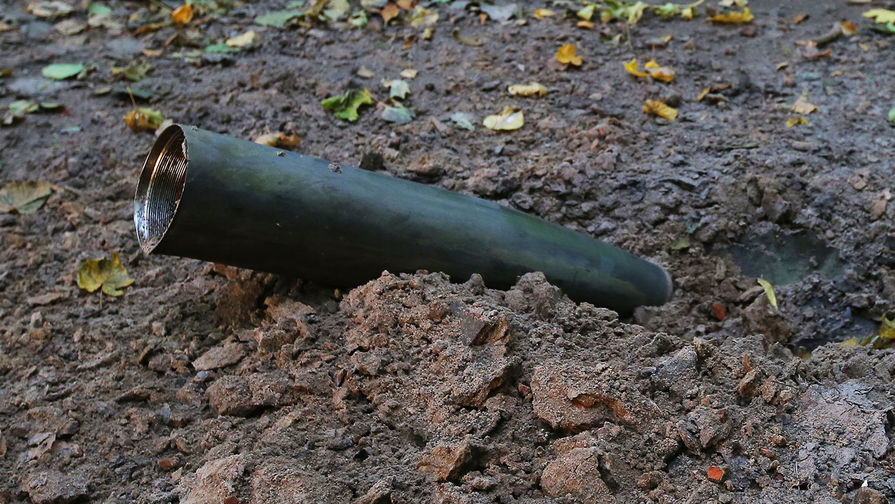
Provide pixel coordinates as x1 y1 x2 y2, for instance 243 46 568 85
1 0 894 502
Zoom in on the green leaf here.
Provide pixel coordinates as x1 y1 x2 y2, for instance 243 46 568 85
254 10 303 27
756 278 778 310
205 43 240 53
39 102 63 110
348 9 368 28
9 100 38 114
42 63 85 80
450 112 475 131
323 0 350 20
388 79 410 100
321 89 374 122
670 237 690 250
0 181 53 214
655 2 680 19
380 105 414 124
77 252 134 296
110 62 151 82
888 107 895 126
88 2 112 16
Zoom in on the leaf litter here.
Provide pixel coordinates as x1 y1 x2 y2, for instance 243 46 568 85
77 252 134 297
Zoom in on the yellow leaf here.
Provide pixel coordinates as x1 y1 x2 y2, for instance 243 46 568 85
681 6 695 19
577 20 594 29
77 252 134 297
709 7 753 23
756 278 778 310
643 99 678 120
786 117 809 127
577 4 595 21
792 93 817 114
556 44 582 67
171 4 194 26
697 87 711 101
533 8 555 19
483 107 524 131
644 59 675 82
226 30 257 48
863 8 895 24
254 132 300 149
507 82 548 97
124 107 164 132
623 59 647 78
400 68 418 79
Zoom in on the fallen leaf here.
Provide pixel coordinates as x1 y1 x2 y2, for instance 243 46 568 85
712 303 726 321
507 82 548 96
380 104 414 124
888 107 895 125
323 0 351 20
556 44 583 66
623 59 648 77
709 7 753 23
643 99 678 120
226 30 257 48
670 237 690 250
450 112 475 131
644 59 675 82
481 3 516 22
42 63 84 80
357 66 375 79
205 43 240 54
388 79 410 100
55 18 86 35
707 466 725 482
9 100 39 114
840 20 858 35
321 89 374 122
842 313 895 348
483 106 524 131
408 6 438 27
0 181 53 214
171 4 194 25
124 107 165 132
400 68 418 79
655 3 681 19
396 0 412 9
255 10 302 27
785 117 809 127
756 278 778 310
577 4 596 21
577 20 595 29
381 3 400 23
77 252 134 297
792 13 808 24
863 8 895 24
452 29 482 46
254 132 300 149
533 8 555 19
792 93 817 114
26 1 74 19
349 9 368 28
110 62 151 82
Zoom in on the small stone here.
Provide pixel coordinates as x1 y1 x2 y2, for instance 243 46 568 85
458 308 508 346
159 455 180 471
418 440 479 482
192 342 245 371
531 362 634 432
853 486 887 504
21 470 90 504
353 479 392 504
180 454 246 504
541 445 611 501
207 376 257 416
736 368 762 398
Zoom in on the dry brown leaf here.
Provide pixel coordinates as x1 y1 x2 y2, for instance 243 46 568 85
381 3 399 23
792 93 817 114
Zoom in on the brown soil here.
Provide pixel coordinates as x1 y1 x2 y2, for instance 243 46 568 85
1 0 894 503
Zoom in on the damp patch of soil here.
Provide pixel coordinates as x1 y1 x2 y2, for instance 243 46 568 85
1 0 894 503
